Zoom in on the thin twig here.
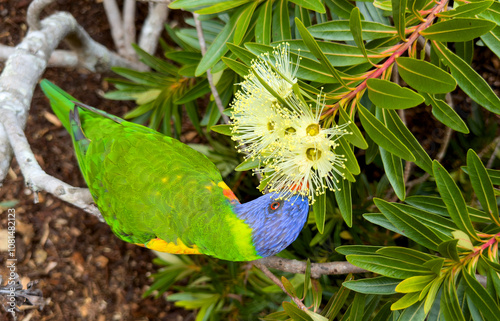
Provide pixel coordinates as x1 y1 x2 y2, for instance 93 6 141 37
26 0 55 30
193 13 230 124
253 261 308 310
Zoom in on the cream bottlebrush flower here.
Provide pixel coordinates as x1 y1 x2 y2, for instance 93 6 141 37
230 43 301 160
258 95 351 203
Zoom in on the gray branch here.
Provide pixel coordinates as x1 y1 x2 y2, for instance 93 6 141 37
255 256 367 279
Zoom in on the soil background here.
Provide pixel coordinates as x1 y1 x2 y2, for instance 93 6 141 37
0 1 192 320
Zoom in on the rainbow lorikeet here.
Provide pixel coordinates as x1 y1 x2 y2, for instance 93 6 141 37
40 80 309 261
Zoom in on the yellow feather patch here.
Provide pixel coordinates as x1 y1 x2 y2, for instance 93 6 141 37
138 238 201 254
217 181 239 204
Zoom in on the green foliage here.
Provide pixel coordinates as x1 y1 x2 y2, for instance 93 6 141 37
105 0 500 319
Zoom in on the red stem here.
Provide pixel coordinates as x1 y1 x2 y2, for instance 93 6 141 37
323 0 450 117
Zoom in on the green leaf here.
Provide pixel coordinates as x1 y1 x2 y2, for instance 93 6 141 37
404 195 491 223
379 147 405 200
375 197 445 250
336 245 382 256
421 18 495 42
335 179 352 227
290 0 325 12
423 258 445 276
195 7 245 76
313 192 326 233
169 0 224 9
442 277 467 321
235 157 261 171
233 1 259 45
433 41 500 114
337 138 360 175
311 279 322 311
433 160 479 241
350 7 371 64
466 149 499 223
437 1 494 18
283 301 313 321
438 239 460 262
308 20 397 41
396 274 437 293
357 104 416 162
194 0 251 14
346 254 432 279
210 124 233 136
366 78 425 109
281 276 297 298
377 246 436 265
273 0 292 42
132 44 177 75
338 107 368 149
322 275 353 319
256 0 273 45
221 57 250 77
462 271 500 320
396 57 457 94
350 293 365 321
392 0 407 40
295 18 349 88
481 26 500 59
175 79 210 104
393 203 456 239
391 292 420 310
381 109 433 174
343 276 399 295
423 93 470 134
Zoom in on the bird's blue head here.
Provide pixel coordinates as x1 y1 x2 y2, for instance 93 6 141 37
234 192 309 258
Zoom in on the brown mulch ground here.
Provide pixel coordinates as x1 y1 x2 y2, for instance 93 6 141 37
0 1 192 320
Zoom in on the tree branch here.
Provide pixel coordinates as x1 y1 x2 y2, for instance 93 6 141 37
256 256 367 279
138 1 170 55
103 0 127 55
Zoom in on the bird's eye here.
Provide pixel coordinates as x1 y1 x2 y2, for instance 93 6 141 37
270 201 281 210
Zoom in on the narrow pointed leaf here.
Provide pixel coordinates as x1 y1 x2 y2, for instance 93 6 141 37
380 147 405 200
344 276 399 295
396 57 456 94
391 292 420 310
322 274 353 319
396 274 437 293
295 18 349 88
357 104 416 161
442 277 467 321
437 1 494 18
346 254 432 279
235 157 261 171
466 149 499 223
382 109 433 174
433 41 500 114
481 26 500 59
350 7 370 64
350 293 365 321
233 1 259 45
308 20 397 41
374 199 443 250
421 18 495 42
424 93 469 133
281 276 297 298
462 271 500 320
221 57 250 77
195 8 244 76
289 0 326 12
438 239 460 262
273 0 292 41
255 0 273 45
367 78 425 109
338 107 368 149
335 179 352 227
432 160 479 241
175 79 210 104
392 0 407 40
